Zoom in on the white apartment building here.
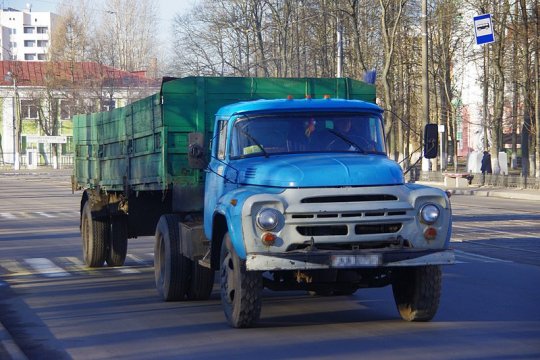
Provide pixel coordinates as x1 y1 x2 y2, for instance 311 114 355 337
0 6 58 61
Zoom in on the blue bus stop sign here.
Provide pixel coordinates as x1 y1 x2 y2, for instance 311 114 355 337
474 14 494 45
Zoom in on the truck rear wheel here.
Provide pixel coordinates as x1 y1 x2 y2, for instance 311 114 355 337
106 216 128 267
220 233 263 328
154 214 191 301
187 262 214 300
392 265 442 322
81 202 108 267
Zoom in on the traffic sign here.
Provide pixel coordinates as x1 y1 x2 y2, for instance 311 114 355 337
474 14 494 45
25 135 67 144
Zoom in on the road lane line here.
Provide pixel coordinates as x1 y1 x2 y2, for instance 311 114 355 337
24 258 70 277
0 212 16 220
36 212 56 218
127 254 148 265
117 268 141 274
454 250 512 263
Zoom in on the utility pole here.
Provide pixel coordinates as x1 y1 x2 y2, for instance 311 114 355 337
421 0 430 172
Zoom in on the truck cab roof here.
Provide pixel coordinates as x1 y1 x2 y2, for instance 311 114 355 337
216 98 383 117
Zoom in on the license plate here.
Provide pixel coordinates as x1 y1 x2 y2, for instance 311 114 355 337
331 254 382 267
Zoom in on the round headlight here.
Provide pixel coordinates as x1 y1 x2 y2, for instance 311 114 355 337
256 208 283 231
420 204 440 224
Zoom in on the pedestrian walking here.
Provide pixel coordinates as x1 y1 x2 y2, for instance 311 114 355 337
481 151 492 185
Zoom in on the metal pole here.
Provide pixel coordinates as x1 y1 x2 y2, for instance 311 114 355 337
11 74 20 170
421 0 430 172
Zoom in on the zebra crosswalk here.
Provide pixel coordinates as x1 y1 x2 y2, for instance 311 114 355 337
0 253 155 280
0 250 511 282
0 211 80 220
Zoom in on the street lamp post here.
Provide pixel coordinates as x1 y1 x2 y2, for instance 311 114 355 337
5 70 20 170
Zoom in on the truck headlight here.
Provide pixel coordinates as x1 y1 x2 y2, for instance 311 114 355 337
420 204 440 224
256 208 283 231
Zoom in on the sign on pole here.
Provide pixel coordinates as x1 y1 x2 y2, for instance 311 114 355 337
25 135 67 144
474 14 495 45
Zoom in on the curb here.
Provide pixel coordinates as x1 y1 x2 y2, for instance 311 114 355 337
0 280 27 360
415 181 540 201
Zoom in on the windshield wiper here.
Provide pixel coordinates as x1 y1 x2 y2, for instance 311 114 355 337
327 129 367 154
237 126 269 158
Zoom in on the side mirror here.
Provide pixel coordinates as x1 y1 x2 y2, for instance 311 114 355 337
188 132 206 169
423 124 438 159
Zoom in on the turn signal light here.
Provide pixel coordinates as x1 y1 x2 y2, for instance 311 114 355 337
424 227 437 240
261 232 277 246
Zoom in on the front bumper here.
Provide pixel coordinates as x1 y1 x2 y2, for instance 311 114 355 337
246 248 455 271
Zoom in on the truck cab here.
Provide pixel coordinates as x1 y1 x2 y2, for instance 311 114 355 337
199 98 453 327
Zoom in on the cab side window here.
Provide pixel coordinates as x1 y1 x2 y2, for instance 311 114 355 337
216 119 227 160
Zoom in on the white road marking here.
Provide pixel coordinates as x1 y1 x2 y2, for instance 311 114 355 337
127 254 147 265
0 259 33 276
454 249 512 263
0 212 16 220
36 212 56 218
24 258 70 277
117 268 141 274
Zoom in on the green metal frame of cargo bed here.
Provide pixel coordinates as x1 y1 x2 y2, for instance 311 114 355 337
73 76 376 192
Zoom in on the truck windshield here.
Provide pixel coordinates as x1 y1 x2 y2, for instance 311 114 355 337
230 113 386 158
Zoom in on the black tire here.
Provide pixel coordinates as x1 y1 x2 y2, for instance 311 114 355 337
106 216 128 267
392 265 442 322
81 201 108 267
154 214 191 301
187 261 215 300
220 233 263 328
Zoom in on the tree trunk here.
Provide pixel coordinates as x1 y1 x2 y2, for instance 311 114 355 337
535 0 540 178
520 0 531 178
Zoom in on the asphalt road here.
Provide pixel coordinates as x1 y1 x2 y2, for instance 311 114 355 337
1 172 539 359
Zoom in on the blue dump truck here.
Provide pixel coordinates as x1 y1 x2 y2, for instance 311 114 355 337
73 77 454 328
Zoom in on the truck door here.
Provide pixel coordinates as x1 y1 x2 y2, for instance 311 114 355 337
204 119 229 238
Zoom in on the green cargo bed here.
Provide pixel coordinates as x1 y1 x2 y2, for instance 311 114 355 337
73 76 375 192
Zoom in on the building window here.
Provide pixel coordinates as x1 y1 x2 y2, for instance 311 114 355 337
37 54 46 60
10 28 16 34
24 40 35 47
24 54 36 60
37 27 48 34
10 54 17 60
101 99 116 111
37 40 48 47
60 100 77 120
61 136 74 155
20 100 39 119
10 42 16 48
24 27 35 34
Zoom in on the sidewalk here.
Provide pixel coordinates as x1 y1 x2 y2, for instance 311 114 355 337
415 181 540 201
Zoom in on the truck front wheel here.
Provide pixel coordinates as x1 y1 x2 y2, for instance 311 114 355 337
220 233 263 328
81 201 107 267
391 265 442 322
154 214 191 301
